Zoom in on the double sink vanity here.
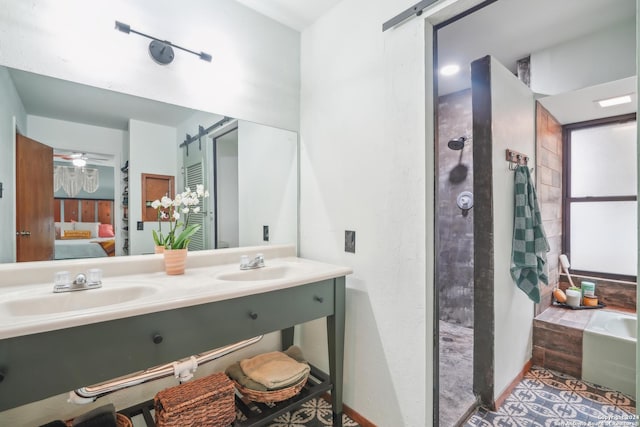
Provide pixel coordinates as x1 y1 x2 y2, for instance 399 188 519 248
0 245 351 426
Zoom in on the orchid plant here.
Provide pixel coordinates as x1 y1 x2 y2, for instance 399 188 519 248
151 185 209 250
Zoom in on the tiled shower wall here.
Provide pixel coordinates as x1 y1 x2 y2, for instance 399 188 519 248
437 89 474 327
535 103 563 315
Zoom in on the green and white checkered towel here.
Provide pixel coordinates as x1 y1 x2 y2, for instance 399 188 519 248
510 165 550 303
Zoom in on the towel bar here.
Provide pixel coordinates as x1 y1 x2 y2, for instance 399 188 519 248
71 335 263 401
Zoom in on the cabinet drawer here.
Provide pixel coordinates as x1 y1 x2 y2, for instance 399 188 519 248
0 279 336 411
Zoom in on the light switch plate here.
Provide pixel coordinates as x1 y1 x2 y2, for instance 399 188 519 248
345 230 356 253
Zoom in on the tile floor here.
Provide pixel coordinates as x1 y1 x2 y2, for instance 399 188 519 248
464 366 637 427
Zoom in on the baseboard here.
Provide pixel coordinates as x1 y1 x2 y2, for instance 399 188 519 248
494 359 533 410
321 394 377 427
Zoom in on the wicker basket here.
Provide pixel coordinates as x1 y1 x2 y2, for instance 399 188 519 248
65 413 132 427
232 372 308 403
154 372 235 427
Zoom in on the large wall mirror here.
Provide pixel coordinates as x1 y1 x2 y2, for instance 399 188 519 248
2 65 298 263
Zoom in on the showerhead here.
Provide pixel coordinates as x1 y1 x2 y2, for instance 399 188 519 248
447 136 468 151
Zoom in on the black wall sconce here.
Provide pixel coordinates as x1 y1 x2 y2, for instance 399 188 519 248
115 21 211 65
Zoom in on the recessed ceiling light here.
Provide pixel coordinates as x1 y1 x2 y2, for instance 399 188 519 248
596 95 632 108
440 64 460 76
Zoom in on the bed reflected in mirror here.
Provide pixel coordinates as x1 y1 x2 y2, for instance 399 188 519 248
53 159 116 260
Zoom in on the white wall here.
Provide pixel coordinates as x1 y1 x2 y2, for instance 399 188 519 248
489 57 536 399
531 18 636 95
0 0 300 132
0 67 26 262
299 0 432 424
27 116 127 157
238 120 298 247
128 119 178 255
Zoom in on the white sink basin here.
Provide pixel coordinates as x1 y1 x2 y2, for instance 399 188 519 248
216 265 298 282
3 285 160 316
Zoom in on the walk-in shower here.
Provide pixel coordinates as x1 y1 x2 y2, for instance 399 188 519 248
437 92 475 426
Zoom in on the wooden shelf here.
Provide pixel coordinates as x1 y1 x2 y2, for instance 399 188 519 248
118 364 332 427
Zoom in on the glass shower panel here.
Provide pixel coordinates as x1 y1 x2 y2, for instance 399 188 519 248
570 201 637 276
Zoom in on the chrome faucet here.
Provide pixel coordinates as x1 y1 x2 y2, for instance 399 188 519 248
240 253 265 270
53 271 102 293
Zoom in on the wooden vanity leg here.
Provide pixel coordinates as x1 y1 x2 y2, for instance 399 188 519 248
281 326 295 351
327 276 345 427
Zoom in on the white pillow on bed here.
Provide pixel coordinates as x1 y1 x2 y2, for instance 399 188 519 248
55 222 74 239
74 222 100 238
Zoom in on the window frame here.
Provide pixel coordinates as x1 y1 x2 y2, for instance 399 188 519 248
562 113 637 282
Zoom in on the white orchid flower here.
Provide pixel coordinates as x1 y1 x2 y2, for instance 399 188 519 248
204 190 209 198
161 196 172 208
196 184 205 197
151 200 161 209
173 211 180 220
182 207 190 214
193 206 201 213
160 211 169 219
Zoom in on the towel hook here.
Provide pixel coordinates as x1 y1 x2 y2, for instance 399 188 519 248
506 149 531 171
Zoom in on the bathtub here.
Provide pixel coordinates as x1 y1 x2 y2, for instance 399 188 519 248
583 310 637 397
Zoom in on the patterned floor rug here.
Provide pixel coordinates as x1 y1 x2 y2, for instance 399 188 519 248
249 397 360 427
464 366 637 427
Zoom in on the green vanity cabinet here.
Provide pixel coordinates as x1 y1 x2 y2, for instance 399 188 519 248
0 277 346 426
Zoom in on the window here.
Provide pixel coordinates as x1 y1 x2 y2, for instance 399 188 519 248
563 114 637 281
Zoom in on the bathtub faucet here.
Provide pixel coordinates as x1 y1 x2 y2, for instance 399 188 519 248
240 253 265 270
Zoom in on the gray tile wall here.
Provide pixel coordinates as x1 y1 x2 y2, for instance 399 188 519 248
437 89 474 327
535 103 563 315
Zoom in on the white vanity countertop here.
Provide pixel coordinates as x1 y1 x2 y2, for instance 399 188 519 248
0 245 352 340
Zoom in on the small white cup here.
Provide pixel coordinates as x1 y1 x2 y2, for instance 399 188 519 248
565 289 582 307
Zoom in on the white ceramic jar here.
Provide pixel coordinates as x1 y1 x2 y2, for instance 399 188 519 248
565 289 582 307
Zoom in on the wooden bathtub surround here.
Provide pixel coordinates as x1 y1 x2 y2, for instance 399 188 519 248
532 307 590 378
533 304 637 380
558 274 636 311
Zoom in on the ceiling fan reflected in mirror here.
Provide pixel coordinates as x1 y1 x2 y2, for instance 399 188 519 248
53 152 109 167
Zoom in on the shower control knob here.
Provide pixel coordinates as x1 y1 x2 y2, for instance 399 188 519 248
249 312 258 320
152 334 163 344
456 191 474 210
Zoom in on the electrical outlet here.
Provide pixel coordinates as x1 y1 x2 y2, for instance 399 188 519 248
345 230 356 253
137 221 144 231
263 225 269 242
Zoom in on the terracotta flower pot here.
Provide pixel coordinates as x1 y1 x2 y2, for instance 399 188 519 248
154 245 165 254
163 248 187 275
